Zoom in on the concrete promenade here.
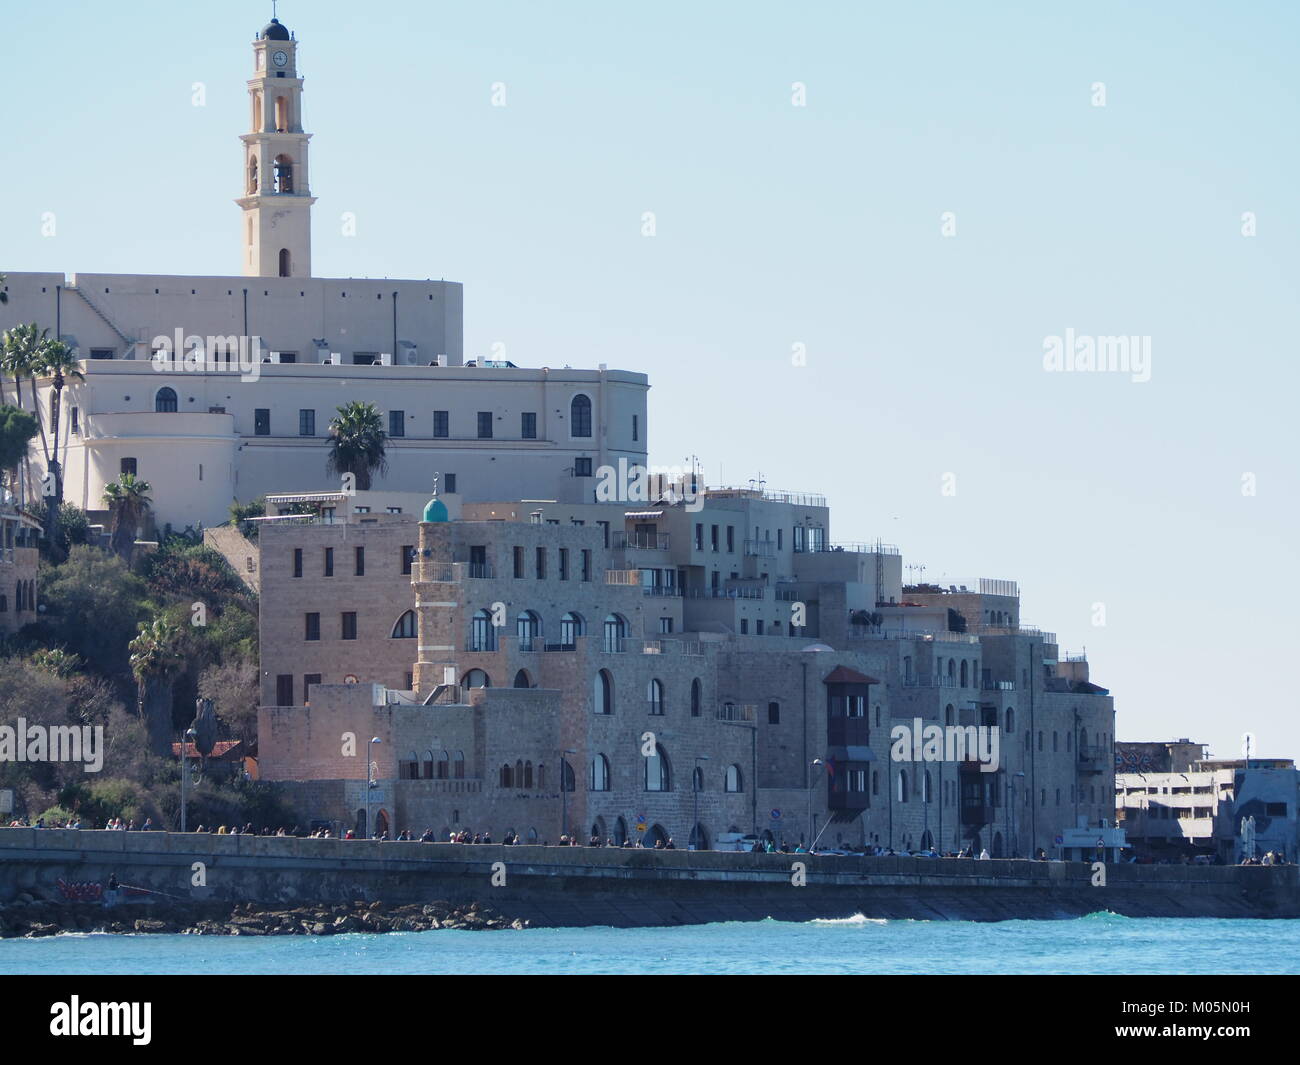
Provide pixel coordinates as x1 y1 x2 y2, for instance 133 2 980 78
1 828 1295 926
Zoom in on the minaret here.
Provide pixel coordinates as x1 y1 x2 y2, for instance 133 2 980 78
236 17 316 278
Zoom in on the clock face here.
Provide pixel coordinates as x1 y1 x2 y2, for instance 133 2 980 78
273 50 289 68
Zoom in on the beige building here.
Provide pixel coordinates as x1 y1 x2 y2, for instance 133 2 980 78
0 16 647 532
0 499 42 637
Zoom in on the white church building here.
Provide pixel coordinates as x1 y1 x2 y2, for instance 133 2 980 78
1 16 648 532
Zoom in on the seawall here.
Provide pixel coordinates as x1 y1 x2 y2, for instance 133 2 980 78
1 828 1296 926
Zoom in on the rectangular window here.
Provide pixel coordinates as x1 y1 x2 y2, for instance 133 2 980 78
574 457 593 477
597 520 609 548
777 529 783 551
581 549 592 582
324 547 334 577
444 473 456 494
659 617 673 634
768 702 780 724
740 619 749 635
121 457 138 477
299 409 315 436
276 675 295 707
521 412 537 439
89 348 115 361
305 613 320 641
756 619 764 635
727 526 735 552
559 548 569 581
535 547 546 579
513 546 525 578
293 548 303 578
341 612 357 640
694 524 703 550
71 407 80 435
711 525 719 552
389 410 405 437
477 412 493 439
254 409 270 436
303 674 321 704
433 410 449 438
355 546 365 576
401 545 414 575
632 414 639 442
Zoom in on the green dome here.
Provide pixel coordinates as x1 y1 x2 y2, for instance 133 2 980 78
422 497 449 523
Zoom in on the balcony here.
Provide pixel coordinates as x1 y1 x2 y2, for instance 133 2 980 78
827 717 871 746
717 703 756 722
605 570 640 586
612 531 670 551
1077 745 1109 774
642 586 683 598
828 788 870 812
467 563 494 579
743 539 776 559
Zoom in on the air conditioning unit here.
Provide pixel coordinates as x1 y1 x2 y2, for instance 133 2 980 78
398 341 419 365
264 352 281 364
328 353 341 366
377 353 392 367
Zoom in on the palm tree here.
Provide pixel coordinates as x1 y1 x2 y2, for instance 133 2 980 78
102 473 152 563
326 400 388 491
1 324 52 462
130 618 185 756
37 339 83 554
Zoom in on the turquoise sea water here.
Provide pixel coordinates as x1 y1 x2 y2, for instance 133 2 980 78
1 913 1296 975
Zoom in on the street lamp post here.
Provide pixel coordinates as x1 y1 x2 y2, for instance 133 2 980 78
179 728 196 832
692 755 710 850
559 748 576 839
366 736 382 839
808 758 823 847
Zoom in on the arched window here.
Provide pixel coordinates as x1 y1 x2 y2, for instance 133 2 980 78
594 669 613 715
500 763 513 788
247 156 259 194
570 394 592 437
725 765 743 793
251 91 263 132
275 95 289 131
423 750 435 779
560 759 576 793
437 750 449 779
515 759 524 786
898 770 909 803
279 248 292 278
602 614 626 653
960 660 968 688
516 610 540 649
1005 707 1014 732
523 760 533 787
1078 727 1088 757
513 669 532 689
453 751 465 779
614 817 627 846
692 766 704 792
391 610 417 638
647 678 664 716
947 659 955 680
645 743 671 792
470 609 497 651
923 770 932 804
589 754 610 792
273 154 294 194
560 612 584 647
155 387 178 413
944 703 954 727
527 827 538 843
462 669 490 689
690 678 702 717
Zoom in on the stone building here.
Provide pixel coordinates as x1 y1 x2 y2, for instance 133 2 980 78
256 485 1117 857
0 499 42 637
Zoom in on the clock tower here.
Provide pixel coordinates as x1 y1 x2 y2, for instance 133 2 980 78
237 17 316 278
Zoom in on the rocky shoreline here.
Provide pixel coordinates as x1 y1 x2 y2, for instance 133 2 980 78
0 895 526 938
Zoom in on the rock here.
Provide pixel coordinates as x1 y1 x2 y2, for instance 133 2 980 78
510 918 527 930
310 922 332 936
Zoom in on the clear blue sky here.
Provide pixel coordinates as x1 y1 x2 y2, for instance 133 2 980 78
2 1 1297 760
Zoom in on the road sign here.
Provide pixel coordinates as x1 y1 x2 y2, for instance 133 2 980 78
770 809 782 820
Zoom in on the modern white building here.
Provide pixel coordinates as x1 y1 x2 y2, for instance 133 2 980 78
0 16 648 532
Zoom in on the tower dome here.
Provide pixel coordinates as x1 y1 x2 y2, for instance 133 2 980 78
261 18 291 40
423 496 449 523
